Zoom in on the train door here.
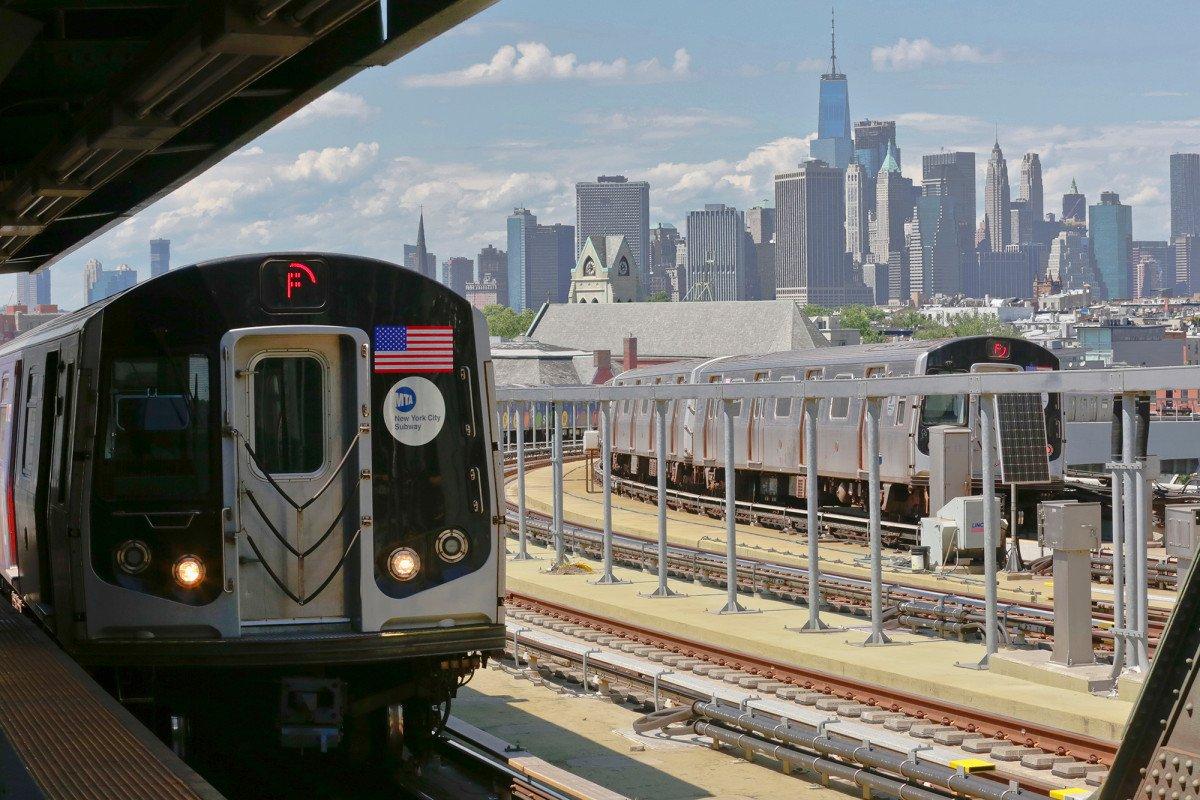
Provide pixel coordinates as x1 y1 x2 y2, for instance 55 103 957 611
701 374 721 461
45 340 78 637
15 350 58 614
226 328 368 626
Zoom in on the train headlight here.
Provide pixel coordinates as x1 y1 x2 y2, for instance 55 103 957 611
387 547 421 581
173 555 205 588
116 540 151 574
435 529 468 563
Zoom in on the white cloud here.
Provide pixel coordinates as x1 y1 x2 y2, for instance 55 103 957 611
1143 90 1188 98
283 90 378 128
871 38 1000 72
238 220 272 243
277 142 379 183
892 112 986 132
403 42 691 87
572 108 751 141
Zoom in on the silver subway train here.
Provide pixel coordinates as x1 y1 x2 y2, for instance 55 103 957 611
0 253 506 760
609 336 1063 523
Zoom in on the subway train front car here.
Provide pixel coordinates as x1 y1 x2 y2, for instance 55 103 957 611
0 254 505 759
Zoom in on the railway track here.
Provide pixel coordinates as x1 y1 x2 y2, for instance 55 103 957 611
505 499 1167 656
503 592 1116 795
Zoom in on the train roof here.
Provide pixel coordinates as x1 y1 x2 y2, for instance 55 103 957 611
613 336 1048 384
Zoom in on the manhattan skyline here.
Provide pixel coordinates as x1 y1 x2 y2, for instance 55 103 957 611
16 0 1199 310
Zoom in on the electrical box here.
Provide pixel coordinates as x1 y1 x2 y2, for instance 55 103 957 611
929 425 970 513
918 496 1000 567
1038 500 1101 552
582 429 600 452
1165 504 1199 562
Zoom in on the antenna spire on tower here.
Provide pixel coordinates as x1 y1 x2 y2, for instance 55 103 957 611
829 7 838 75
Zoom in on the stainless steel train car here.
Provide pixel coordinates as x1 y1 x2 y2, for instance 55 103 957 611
609 336 1063 524
0 253 505 759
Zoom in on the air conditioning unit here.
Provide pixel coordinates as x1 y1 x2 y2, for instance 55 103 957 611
919 496 1002 568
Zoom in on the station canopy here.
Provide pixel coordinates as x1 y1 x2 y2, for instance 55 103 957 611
0 0 492 274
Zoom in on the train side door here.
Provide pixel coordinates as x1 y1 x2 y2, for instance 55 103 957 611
45 340 79 637
225 328 369 627
15 350 59 616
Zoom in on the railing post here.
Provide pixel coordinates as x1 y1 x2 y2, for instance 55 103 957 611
799 397 830 631
1121 393 1140 671
645 399 680 598
716 399 751 613
551 400 566 568
513 401 533 561
1108 445 1126 675
980 393 999 664
593 399 623 585
861 397 891 646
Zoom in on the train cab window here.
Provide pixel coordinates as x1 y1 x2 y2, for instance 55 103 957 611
829 373 852 418
921 394 967 427
252 356 325 475
896 399 907 426
99 355 211 499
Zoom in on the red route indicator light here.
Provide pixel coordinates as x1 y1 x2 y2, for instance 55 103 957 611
987 339 1011 360
260 257 327 312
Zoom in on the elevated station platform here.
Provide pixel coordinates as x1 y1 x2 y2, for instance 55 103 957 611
509 462 1177 613
0 604 222 800
505 540 1133 744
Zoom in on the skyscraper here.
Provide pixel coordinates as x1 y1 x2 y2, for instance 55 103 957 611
775 160 865 306
1089 191 1133 299
575 176 650 293
506 208 574 311
87 263 136 303
17 269 50 308
809 12 852 170
911 194 960 299
984 140 1011 252
1170 153 1200 238
441 256 473 296
685 204 750 301
1062 179 1086 224
1174 235 1198 294
649 223 681 295
745 206 775 301
745 207 775 245
1047 230 1095 291
150 238 170 278
852 120 897 180
477 244 508 305
844 162 870 263
1018 153 1043 225
413 211 433 280
872 141 914 263
923 151 976 290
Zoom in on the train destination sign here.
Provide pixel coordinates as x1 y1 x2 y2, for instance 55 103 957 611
259 258 328 312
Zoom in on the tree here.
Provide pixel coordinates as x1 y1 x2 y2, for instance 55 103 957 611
802 303 831 318
482 304 537 338
837 304 887 343
647 291 670 302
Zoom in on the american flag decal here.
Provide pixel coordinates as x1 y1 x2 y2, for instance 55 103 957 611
373 325 454 373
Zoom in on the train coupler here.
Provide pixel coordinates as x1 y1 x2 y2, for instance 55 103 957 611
279 677 346 752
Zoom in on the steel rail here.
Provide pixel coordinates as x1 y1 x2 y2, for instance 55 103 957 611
506 591 1119 768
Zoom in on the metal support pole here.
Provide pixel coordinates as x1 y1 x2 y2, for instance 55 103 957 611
593 400 623 584
1134 449 1151 671
1121 393 1139 670
716 400 751 613
980 394 998 664
799 399 830 631
1108 456 1126 675
513 402 533 560
862 398 891 645
646 399 680 598
551 400 566 568
1005 484 1024 573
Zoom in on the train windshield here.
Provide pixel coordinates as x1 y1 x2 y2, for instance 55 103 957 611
98 355 212 499
920 394 966 427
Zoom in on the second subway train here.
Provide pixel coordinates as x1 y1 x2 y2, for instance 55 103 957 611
609 336 1063 527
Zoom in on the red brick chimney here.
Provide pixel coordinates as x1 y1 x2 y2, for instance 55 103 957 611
622 336 638 371
590 349 613 384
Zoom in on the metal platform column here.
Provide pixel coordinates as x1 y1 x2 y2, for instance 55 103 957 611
716 399 751 614
513 402 534 561
551 401 566 568
645 399 681 598
593 399 623 585
798 398 830 631
861 398 891 646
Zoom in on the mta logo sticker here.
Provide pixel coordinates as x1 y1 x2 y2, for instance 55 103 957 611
396 386 417 413
382 377 444 446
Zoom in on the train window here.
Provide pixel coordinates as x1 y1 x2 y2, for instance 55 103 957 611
829 373 852 418
921 395 967 427
775 397 791 418
99 356 211 499
252 356 325 475
896 399 907 426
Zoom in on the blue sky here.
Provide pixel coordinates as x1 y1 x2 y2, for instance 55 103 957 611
24 0 1200 310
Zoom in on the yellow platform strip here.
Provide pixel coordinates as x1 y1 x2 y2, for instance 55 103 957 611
949 758 996 773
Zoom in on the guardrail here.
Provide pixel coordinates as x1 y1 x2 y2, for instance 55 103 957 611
494 364 1200 678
